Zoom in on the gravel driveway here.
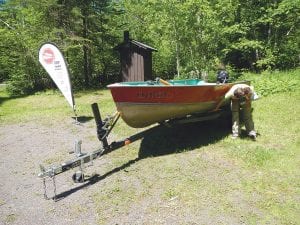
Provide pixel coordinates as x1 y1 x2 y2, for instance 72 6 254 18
0 119 106 225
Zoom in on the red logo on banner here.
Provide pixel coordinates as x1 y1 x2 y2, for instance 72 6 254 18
42 48 55 64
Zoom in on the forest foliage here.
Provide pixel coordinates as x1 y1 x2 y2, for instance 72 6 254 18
0 0 299 95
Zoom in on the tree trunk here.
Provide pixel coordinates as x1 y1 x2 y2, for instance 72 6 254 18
82 9 90 87
176 42 180 78
83 44 89 86
173 20 180 78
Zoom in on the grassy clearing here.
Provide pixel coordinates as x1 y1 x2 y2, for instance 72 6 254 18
0 86 115 125
92 90 299 224
1 70 299 224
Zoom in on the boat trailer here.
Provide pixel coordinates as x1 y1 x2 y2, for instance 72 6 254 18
38 103 229 200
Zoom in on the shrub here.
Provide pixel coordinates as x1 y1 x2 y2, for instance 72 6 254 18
7 72 35 96
238 69 300 97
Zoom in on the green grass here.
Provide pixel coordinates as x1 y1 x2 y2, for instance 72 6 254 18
0 86 115 125
1 70 299 224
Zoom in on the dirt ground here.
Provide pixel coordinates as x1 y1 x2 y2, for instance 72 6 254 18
0 118 244 225
0 119 108 225
0 117 268 225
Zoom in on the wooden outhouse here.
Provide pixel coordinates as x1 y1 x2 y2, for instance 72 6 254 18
114 31 157 82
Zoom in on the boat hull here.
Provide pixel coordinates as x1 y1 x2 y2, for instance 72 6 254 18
108 80 248 128
116 101 216 128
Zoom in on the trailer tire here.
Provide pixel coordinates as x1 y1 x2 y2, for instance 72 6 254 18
72 171 85 183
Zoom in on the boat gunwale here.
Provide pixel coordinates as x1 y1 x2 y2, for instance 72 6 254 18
107 83 221 88
107 80 249 88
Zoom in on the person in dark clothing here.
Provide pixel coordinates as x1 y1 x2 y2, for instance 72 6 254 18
216 69 229 83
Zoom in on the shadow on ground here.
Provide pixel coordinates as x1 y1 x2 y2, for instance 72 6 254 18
0 95 23 106
138 118 230 158
72 116 94 123
53 118 231 200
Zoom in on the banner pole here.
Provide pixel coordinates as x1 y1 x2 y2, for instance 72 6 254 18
73 105 80 125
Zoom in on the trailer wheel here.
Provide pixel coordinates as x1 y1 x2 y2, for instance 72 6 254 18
72 171 85 183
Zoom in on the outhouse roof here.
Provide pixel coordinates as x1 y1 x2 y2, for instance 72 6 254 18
114 39 157 52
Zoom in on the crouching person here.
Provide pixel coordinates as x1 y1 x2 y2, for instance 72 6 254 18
214 84 257 140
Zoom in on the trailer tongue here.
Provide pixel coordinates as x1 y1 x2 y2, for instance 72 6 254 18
38 103 162 200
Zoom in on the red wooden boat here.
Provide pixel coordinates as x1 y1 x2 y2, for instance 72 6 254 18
108 79 247 128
